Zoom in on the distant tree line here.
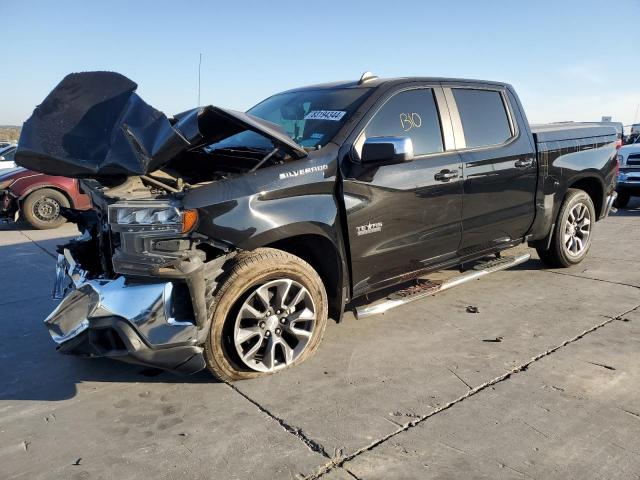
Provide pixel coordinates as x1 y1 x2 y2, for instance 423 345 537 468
0 126 21 142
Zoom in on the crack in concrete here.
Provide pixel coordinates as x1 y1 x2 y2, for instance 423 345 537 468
224 381 331 458
620 407 640 420
542 269 640 290
225 381 365 479
447 367 473 390
585 361 616 371
521 419 550 439
18 230 57 259
304 304 640 479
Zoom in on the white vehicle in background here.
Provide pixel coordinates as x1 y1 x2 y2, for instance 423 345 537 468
616 139 640 208
625 123 640 144
0 145 17 170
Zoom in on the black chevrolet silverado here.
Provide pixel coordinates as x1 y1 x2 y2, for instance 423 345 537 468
16 72 618 380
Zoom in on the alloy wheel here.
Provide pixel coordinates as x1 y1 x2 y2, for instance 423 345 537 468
563 202 591 256
233 278 316 372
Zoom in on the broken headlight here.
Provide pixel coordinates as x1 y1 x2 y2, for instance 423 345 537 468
108 202 198 233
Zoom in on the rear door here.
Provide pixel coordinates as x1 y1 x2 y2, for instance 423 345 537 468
443 85 537 252
340 85 463 297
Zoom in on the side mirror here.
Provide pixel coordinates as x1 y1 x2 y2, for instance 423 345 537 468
360 136 414 164
0 157 5 161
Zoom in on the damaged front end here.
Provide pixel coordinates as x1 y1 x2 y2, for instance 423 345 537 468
46 193 231 374
48 250 206 374
19 71 309 374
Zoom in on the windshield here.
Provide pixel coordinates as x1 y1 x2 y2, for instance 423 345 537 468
207 88 372 152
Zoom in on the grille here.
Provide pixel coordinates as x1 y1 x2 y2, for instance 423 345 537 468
626 153 640 166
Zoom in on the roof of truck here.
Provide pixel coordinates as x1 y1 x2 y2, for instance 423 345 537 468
280 76 510 93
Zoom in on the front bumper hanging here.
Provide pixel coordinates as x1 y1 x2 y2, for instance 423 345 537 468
45 249 206 374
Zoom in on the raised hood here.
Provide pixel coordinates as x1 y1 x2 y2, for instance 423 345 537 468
15 71 306 178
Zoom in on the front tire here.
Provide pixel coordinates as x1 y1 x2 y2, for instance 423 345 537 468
204 248 328 381
21 188 69 229
536 188 595 268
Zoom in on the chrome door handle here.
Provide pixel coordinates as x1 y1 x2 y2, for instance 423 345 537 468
515 158 534 168
434 169 459 182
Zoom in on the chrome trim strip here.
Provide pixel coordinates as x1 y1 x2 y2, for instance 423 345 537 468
442 88 466 149
434 87 456 151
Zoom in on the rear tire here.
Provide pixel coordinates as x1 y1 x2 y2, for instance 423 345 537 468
21 188 69 229
614 192 630 209
204 248 328 381
536 188 595 268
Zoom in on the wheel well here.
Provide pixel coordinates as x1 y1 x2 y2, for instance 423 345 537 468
21 186 74 209
568 177 604 218
266 235 344 321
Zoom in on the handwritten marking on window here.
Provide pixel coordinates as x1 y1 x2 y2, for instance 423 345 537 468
399 112 422 132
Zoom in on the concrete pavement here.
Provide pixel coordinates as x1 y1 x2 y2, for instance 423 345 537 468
0 200 638 479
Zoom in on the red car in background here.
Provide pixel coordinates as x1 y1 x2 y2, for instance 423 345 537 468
0 167 91 229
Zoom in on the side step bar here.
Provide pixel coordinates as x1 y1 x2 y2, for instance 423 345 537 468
355 253 531 319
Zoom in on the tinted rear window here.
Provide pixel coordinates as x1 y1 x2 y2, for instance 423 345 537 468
453 89 512 148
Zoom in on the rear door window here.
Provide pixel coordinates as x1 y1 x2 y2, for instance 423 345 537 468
364 89 444 156
453 89 512 148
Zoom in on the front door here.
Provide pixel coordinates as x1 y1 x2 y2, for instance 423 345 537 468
341 86 463 297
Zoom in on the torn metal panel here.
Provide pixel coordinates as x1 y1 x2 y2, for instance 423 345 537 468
47 248 207 374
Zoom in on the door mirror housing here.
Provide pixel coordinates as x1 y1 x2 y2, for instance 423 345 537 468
0 156 5 161
359 136 414 164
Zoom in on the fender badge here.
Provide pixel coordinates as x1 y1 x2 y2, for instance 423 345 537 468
279 164 328 180
356 222 383 236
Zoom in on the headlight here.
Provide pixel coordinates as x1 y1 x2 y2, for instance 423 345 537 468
108 202 198 233
617 154 624 165
618 172 627 182
115 206 181 225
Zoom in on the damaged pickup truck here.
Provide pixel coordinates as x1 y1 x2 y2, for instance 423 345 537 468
16 71 618 380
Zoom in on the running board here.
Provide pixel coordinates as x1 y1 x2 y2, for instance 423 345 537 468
355 253 531 319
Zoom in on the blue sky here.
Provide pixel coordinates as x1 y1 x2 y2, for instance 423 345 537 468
2 0 638 126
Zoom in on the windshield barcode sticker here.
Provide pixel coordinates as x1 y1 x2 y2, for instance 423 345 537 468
304 110 346 121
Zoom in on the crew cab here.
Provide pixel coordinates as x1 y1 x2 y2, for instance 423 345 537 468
16 72 618 380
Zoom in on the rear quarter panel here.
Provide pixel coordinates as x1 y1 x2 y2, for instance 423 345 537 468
528 135 617 242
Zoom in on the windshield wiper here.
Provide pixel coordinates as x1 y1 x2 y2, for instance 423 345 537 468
210 146 272 154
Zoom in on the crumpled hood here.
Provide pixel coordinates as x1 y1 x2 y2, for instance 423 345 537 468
15 71 306 178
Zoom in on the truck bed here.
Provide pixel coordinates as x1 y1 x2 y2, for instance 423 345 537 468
531 123 617 143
